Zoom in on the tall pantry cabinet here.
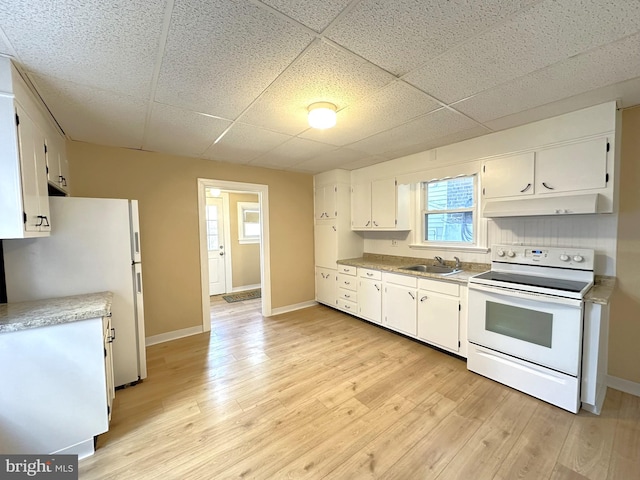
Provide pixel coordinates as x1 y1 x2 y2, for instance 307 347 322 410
314 170 362 309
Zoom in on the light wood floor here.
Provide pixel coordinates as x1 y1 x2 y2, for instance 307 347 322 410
79 297 640 479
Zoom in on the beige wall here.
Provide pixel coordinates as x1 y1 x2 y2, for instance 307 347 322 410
228 192 261 288
67 142 315 337
609 106 640 383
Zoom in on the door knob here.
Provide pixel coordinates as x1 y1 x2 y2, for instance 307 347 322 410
219 252 224 256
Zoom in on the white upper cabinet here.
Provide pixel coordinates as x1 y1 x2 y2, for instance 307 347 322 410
314 184 337 220
351 178 410 231
46 134 70 194
482 153 534 199
535 138 608 195
481 134 614 216
0 58 65 238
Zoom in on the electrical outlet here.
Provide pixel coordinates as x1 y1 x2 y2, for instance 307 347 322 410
391 239 399 247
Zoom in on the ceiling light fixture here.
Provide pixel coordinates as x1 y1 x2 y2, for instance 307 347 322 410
308 102 337 129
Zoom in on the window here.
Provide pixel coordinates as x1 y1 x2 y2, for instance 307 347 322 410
422 175 476 244
205 204 220 251
237 202 260 244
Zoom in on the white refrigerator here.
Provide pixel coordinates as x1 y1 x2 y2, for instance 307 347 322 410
3 197 147 387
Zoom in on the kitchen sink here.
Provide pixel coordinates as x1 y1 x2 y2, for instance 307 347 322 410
399 264 462 275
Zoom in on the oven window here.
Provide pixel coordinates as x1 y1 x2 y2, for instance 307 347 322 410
486 301 553 348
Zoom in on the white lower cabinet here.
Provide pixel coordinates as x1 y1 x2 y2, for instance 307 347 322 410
383 273 417 336
316 267 337 307
358 268 382 324
417 278 460 353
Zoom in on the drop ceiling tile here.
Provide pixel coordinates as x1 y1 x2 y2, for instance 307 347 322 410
29 73 146 148
250 136 336 168
203 123 292 164
347 108 480 156
240 41 395 135
389 125 492 159
293 147 371 173
300 81 442 145
259 0 352 32
155 0 314 119
0 0 165 99
144 104 231 157
453 33 640 123
326 0 540 76
405 0 640 104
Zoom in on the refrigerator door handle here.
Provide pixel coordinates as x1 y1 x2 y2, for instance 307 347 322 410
134 232 140 256
136 272 142 294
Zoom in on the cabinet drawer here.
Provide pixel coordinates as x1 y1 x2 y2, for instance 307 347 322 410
338 288 357 302
358 268 381 280
418 278 460 296
337 264 357 276
338 298 357 313
382 272 417 288
338 273 357 291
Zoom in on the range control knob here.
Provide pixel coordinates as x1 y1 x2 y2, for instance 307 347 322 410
496 249 505 257
573 255 584 263
507 251 516 258
559 254 570 261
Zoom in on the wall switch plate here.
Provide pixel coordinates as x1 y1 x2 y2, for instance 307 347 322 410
391 239 399 247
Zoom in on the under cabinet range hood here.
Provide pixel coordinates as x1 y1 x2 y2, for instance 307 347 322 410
483 193 600 218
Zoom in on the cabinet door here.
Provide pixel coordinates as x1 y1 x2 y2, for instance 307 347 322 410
371 178 397 228
316 268 336 306
315 185 337 220
482 153 534 199
359 278 382 324
384 283 417 335
314 223 337 268
417 291 459 352
16 107 45 232
351 183 372 229
46 137 62 188
535 138 608 194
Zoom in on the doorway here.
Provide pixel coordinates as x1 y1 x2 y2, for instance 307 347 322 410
198 179 272 332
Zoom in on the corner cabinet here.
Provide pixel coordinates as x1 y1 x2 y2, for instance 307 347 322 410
313 170 363 308
351 178 411 231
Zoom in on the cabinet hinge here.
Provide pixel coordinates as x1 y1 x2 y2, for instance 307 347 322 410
104 348 107 358
334 186 337 192
606 142 610 153
458 303 461 311
107 405 111 415
482 187 485 195
46 165 49 174
395 180 397 186
44 144 47 154
482 165 485 173
23 211 27 224
395 219 397 225
605 173 609 183
458 341 461 348
15 113 19 126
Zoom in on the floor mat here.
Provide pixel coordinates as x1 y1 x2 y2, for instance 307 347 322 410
222 289 261 303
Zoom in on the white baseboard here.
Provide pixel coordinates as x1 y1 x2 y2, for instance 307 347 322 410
270 300 318 316
230 284 261 293
608 375 640 397
146 326 203 346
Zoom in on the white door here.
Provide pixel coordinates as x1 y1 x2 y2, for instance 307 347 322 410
206 197 226 295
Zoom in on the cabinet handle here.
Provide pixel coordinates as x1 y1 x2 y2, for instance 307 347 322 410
36 215 50 227
332 226 337 232
420 296 428 302
366 272 373 276
542 182 554 190
344 304 351 310
365 221 370 226
345 294 350 298
374 284 380 291
373 221 379 227
408 292 415 300
344 281 350 285
520 183 532 193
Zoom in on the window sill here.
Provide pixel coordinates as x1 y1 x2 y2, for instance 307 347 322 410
409 244 490 253
239 239 260 245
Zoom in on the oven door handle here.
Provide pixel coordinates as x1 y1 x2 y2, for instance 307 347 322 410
468 282 582 307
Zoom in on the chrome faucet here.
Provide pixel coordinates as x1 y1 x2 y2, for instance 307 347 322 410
454 256 461 269
434 256 445 266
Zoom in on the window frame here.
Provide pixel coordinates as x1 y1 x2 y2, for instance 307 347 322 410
237 201 260 245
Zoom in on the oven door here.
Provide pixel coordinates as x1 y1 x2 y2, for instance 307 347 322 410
468 283 583 376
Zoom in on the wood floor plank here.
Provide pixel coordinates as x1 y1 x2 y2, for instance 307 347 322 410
556 389 621 480
77 299 637 480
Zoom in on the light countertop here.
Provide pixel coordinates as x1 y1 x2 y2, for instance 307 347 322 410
0 292 113 333
338 254 615 304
